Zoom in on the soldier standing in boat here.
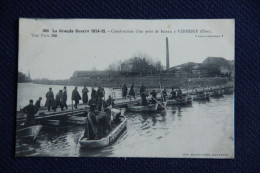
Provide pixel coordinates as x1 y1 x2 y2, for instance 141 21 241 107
141 92 148 106
106 95 114 107
97 86 105 100
96 97 108 111
177 88 182 99
96 107 112 138
129 83 136 100
150 90 157 104
140 83 146 96
91 87 97 101
82 85 89 104
45 88 54 111
161 88 167 101
35 97 42 108
170 88 177 99
61 86 68 109
82 103 98 140
122 83 128 99
21 100 38 126
72 87 81 109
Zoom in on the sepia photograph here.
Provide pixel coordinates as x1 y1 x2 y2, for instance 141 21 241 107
16 19 234 158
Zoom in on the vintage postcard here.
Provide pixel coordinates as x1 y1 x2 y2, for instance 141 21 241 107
16 19 234 158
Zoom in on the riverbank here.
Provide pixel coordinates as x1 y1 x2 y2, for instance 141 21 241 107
34 76 233 89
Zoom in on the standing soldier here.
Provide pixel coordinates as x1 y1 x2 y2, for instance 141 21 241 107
72 87 81 109
82 85 89 104
21 100 38 126
177 88 182 99
96 97 108 111
140 83 146 96
53 90 63 112
61 86 68 109
106 95 114 107
150 90 157 104
82 104 98 140
45 88 54 111
97 86 104 99
91 87 97 101
122 83 128 99
35 97 42 109
170 88 177 99
161 88 168 101
141 92 148 106
129 83 136 100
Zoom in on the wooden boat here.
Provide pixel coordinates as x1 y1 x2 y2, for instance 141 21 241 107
224 88 234 95
79 115 127 148
210 90 223 97
192 91 210 100
16 125 42 141
127 103 158 112
167 98 187 105
186 95 193 104
167 94 193 105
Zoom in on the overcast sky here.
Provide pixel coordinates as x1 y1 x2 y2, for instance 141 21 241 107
19 19 234 80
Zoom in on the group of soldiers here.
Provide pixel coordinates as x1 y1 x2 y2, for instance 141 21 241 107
21 85 114 127
121 83 183 106
21 83 183 127
35 85 114 112
82 102 121 140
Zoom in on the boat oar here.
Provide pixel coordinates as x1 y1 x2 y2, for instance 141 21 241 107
151 96 168 110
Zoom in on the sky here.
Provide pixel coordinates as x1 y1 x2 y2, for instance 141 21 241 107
19 19 234 80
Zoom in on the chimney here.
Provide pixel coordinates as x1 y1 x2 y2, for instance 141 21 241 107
166 37 169 70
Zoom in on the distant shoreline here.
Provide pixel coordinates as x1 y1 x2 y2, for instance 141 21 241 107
32 76 234 89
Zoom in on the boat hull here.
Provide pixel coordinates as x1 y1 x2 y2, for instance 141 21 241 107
210 90 223 97
79 116 127 148
127 103 158 112
167 98 188 105
192 93 210 101
16 125 42 141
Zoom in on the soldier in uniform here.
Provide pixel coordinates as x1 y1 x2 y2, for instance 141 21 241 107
141 92 148 106
140 83 146 96
161 88 168 101
177 88 182 99
82 104 98 140
35 97 42 108
45 88 54 111
150 90 157 104
91 87 97 100
170 88 177 99
82 85 89 104
122 83 128 99
21 100 38 126
53 90 63 112
128 83 136 100
106 95 114 107
61 86 68 109
72 87 81 109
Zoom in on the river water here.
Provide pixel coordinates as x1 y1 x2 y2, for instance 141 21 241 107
17 83 234 158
